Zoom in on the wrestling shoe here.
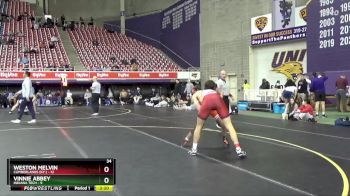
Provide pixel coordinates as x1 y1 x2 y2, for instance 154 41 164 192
216 123 222 129
236 149 247 159
28 119 36 124
188 149 197 156
11 119 21 124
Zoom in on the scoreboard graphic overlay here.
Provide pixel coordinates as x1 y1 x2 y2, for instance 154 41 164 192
7 158 116 192
308 0 350 72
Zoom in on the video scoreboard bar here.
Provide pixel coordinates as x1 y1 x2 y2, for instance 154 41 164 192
7 158 116 192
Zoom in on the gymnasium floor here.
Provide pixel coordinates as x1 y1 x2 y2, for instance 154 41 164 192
0 105 349 196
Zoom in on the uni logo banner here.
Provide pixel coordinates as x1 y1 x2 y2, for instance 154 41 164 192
271 49 306 79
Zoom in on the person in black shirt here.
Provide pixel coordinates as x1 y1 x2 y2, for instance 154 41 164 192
173 79 181 99
274 80 283 89
296 74 311 104
259 78 270 89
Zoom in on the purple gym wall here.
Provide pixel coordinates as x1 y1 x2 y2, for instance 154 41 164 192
307 0 350 94
125 13 162 48
160 0 200 68
104 0 200 69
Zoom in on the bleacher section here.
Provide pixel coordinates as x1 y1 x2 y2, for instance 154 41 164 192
0 0 70 70
68 26 180 71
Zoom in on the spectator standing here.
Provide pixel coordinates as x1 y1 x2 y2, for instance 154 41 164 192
184 79 194 98
242 79 251 100
296 74 310 103
311 72 328 117
216 70 231 111
60 15 65 26
90 76 101 115
282 79 297 102
335 75 349 112
11 72 36 124
173 79 181 99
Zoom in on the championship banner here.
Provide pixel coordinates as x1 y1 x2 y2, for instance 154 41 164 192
251 25 306 46
0 71 180 80
251 14 272 35
272 0 296 30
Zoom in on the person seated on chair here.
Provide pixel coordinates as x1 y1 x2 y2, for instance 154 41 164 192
49 41 55 49
65 89 73 105
92 38 99 46
84 89 91 106
133 87 143 104
154 95 169 108
282 98 298 120
19 54 29 67
106 87 114 105
119 89 128 105
50 35 59 43
259 78 270 89
294 100 316 122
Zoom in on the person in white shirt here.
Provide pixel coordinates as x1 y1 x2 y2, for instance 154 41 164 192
84 89 92 106
50 35 59 43
216 70 232 111
282 79 297 102
184 79 194 98
11 72 36 124
133 87 143 104
65 89 73 105
90 76 101 115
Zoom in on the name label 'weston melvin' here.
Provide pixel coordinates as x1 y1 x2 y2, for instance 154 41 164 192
13 165 59 171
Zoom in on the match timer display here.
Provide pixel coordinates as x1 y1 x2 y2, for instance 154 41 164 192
7 158 115 191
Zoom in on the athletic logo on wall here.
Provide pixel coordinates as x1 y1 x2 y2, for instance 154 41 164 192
279 0 293 28
271 49 306 79
255 17 268 31
299 7 307 22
